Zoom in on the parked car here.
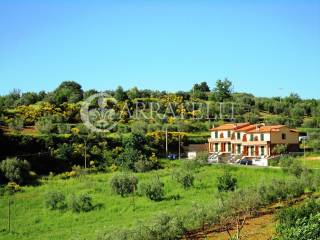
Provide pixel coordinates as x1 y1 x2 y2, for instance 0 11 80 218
238 158 252 165
167 153 177 160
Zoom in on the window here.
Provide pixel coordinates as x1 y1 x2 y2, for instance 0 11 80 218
260 134 264 141
215 131 218 138
228 143 231 152
250 146 254 156
261 146 265 156
227 131 231 138
237 144 241 154
282 133 286 140
237 132 241 140
250 134 254 141
215 143 218 152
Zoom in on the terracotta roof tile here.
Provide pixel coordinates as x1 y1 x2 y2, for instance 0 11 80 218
210 123 250 131
247 125 285 133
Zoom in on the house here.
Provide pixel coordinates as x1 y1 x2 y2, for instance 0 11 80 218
208 123 299 160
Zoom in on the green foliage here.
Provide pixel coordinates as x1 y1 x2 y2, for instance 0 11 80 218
98 213 185 240
8 117 24 133
147 213 185 239
217 170 237 192
275 199 320 240
114 86 128 102
138 176 164 201
44 191 66 210
272 144 288 155
173 170 195 189
116 147 145 170
280 157 305 177
212 78 233 102
51 81 83 105
69 193 94 213
109 173 138 197
0 157 31 184
35 115 55 134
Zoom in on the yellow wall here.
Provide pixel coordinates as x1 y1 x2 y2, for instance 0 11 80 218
270 127 299 144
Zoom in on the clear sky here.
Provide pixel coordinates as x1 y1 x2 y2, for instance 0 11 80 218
0 0 319 98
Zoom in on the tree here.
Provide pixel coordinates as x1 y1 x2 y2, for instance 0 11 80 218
51 81 83 105
272 144 288 155
127 87 140 100
138 176 164 201
114 86 128 102
109 173 138 197
285 93 301 105
217 170 237 192
193 82 210 92
212 78 233 102
17 92 39 105
0 157 31 184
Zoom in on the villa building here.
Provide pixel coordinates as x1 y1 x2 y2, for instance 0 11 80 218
208 123 299 159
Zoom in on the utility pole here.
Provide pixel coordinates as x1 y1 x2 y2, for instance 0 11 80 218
178 131 181 159
84 138 87 170
165 126 168 157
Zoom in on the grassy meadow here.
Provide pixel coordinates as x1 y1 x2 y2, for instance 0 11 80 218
0 162 291 240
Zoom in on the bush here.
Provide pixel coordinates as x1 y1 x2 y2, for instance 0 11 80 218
257 178 305 204
116 147 146 170
134 159 155 172
0 157 31 184
173 170 195 189
138 177 164 201
35 116 55 134
98 213 185 240
148 213 185 239
45 191 66 210
109 173 138 197
217 170 237 192
280 157 305 177
276 199 320 240
8 117 24 133
69 193 94 213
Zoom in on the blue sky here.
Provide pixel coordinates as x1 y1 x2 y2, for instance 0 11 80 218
0 0 319 98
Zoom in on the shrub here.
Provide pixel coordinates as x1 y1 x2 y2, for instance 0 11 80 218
134 159 154 172
98 213 185 240
280 157 304 177
173 170 195 189
109 173 138 197
276 199 320 240
217 170 237 192
8 117 24 133
148 213 185 239
69 193 94 213
0 157 31 184
45 191 66 210
35 116 55 134
194 151 209 165
138 177 164 201
6 181 22 194
116 147 146 170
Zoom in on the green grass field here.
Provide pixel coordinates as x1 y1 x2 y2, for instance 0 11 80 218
0 163 291 240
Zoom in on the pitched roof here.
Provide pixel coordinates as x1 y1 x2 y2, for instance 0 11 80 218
210 123 250 131
234 124 256 132
247 125 286 133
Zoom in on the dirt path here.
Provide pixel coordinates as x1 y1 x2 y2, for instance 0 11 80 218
206 213 275 240
184 194 319 240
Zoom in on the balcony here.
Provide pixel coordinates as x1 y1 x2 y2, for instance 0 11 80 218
242 141 269 146
208 137 231 143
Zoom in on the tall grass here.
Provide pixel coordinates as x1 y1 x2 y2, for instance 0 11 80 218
0 163 290 240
